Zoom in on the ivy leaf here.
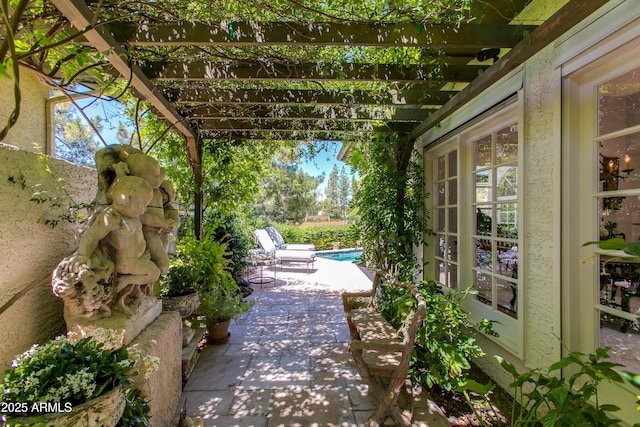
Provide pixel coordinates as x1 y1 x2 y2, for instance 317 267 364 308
623 241 640 258
0 62 10 79
13 39 31 53
583 238 627 250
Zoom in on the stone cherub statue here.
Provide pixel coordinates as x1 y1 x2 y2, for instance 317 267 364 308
52 145 178 319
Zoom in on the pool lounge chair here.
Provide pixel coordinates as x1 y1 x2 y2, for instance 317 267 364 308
254 229 316 272
266 226 316 251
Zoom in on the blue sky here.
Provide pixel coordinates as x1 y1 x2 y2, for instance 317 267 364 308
300 142 342 177
299 142 351 197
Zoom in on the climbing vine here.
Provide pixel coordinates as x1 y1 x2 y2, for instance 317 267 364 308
348 132 432 280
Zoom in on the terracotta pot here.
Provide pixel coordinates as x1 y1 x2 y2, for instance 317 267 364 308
206 318 231 344
161 289 199 318
5 385 125 427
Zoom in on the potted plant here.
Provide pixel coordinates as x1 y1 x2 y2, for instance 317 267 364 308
160 260 200 319
0 334 151 426
197 277 255 344
160 234 230 318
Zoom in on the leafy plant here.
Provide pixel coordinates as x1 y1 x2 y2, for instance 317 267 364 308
204 213 252 282
117 387 152 427
500 347 625 426
348 133 432 280
458 347 629 427
377 279 494 392
198 279 255 323
583 237 640 272
0 335 136 416
160 234 232 296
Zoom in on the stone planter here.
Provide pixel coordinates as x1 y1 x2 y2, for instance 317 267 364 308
161 289 199 318
206 319 231 344
5 385 125 427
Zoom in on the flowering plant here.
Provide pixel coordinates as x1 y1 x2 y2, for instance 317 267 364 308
0 334 142 417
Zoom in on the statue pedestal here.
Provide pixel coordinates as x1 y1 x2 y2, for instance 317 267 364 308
130 311 182 427
65 296 162 347
65 299 182 427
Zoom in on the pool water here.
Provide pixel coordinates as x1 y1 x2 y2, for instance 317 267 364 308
316 249 363 262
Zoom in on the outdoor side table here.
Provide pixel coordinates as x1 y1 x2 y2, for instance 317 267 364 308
246 253 280 285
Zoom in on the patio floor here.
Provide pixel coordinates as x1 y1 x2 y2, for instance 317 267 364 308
177 257 450 427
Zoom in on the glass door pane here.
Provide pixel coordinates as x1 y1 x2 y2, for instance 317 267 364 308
595 65 640 371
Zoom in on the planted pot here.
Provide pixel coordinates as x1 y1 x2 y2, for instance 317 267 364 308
206 319 231 344
4 385 125 427
161 289 199 318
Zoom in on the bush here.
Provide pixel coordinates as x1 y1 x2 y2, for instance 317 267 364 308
160 234 232 295
204 213 252 281
497 348 625 426
377 280 494 392
273 224 359 250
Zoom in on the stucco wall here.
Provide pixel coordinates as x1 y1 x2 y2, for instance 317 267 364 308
0 143 96 370
474 43 563 387
0 70 49 152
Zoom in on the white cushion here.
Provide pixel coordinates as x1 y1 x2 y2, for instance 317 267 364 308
275 249 315 261
255 229 277 253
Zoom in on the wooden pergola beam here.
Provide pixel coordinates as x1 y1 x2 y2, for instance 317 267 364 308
180 105 431 122
141 62 488 83
162 87 457 106
107 22 535 48
50 0 202 179
200 129 377 141
410 0 612 140
51 0 206 239
196 119 416 133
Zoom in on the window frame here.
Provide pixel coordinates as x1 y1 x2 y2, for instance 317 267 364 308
563 39 640 367
425 99 524 357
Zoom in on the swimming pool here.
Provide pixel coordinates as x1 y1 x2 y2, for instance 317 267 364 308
316 249 363 262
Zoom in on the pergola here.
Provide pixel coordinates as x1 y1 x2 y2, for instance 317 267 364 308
30 0 609 232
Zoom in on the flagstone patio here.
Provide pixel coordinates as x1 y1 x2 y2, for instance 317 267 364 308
177 258 450 427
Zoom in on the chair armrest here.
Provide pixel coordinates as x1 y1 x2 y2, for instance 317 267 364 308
350 338 405 352
342 291 373 312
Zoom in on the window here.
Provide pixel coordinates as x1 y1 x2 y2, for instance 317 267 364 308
48 92 132 166
593 66 640 372
426 100 522 354
565 37 640 374
472 124 519 318
433 148 459 289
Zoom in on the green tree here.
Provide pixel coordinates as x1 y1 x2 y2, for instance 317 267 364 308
260 162 321 224
323 164 342 219
338 165 351 221
54 103 103 167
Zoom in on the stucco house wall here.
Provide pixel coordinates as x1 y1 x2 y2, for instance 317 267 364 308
0 70 50 153
419 2 639 425
0 72 96 370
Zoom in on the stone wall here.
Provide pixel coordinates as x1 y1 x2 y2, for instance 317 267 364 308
0 69 97 369
0 70 49 153
0 144 96 370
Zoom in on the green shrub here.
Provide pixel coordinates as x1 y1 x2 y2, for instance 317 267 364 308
161 234 232 295
204 213 252 281
498 348 625 426
377 280 494 392
274 224 359 250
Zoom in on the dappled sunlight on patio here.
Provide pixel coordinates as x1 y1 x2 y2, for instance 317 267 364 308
178 258 448 426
